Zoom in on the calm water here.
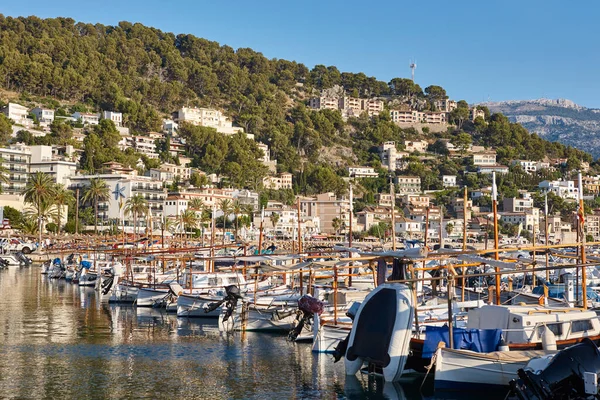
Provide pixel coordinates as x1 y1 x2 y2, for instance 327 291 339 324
0 267 481 400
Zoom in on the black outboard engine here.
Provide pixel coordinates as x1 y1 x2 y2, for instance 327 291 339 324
15 252 32 266
510 338 600 400
332 302 361 362
288 295 324 341
66 253 75 264
204 285 243 322
0 257 9 268
101 271 115 295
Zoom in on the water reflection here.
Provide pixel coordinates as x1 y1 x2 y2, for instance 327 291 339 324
0 267 432 399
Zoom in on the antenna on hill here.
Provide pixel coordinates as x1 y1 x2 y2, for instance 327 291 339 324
409 59 417 82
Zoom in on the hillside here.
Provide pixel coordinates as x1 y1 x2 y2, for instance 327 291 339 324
483 98 600 158
0 15 594 199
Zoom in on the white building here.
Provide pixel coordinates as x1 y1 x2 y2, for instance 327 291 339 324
163 188 235 217
473 151 496 166
395 176 421 194
31 107 55 125
442 175 457 188
499 209 540 233
28 145 77 185
404 140 429 153
2 103 29 125
72 112 100 125
257 142 277 173
102 111 123 127
149 163 191 183
347 166 378 178
379 141 409 171
68 174 167 229
510 160 550 174
177 107 243 135
539 180 578 200
0 146 31 195
128 135 159 159
163 119 179 135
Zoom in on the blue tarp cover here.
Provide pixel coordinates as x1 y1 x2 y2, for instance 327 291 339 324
422 325 502 358
81 260 92 269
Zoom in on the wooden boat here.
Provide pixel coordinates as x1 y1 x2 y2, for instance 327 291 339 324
434 347 552 391
407 305 600 372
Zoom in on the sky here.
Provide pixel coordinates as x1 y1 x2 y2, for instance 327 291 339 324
2 0 600 107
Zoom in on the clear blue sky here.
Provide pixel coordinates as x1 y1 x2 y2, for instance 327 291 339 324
3 0 599 107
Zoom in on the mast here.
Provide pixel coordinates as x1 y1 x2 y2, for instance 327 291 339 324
258 206 264 256
75 187 80 235
297 198 302 254
462 186 468 251
545 192 550 281
492 172 500 305
578 172 588 309
391 177 396 251
349 183 353 249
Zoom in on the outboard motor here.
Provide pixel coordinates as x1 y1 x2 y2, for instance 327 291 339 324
288 295 324 341
101 270 115 295
0 257 9 268
66 254 75 264
332 302 361 362
204 285 243 322
16 252 32 266
510 338 600 399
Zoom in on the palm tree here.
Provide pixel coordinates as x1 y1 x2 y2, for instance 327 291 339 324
158 214 175 248
53 184 75 234
270 212 280 232
125 194 149 239
82 178 110 235
23 202 59 238
232 200 242 242
179 208 198 245
0 157 9 188
332 217 342 235
23 172 57 245
219 199 232 245
188 198 204 211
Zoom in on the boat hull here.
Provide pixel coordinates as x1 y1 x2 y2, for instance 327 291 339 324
177 294 222 318
137 287 170 307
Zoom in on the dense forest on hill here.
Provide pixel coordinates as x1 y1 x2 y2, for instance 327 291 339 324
0 15 593 199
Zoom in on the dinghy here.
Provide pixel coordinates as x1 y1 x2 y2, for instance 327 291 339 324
344 282 414 382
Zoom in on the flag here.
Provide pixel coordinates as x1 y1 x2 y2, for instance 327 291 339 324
491 172 497 201
578 202 585 228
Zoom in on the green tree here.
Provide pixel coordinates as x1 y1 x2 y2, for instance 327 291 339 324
219 199 232 244
53 184 75 233
82 178 110 235
23 172 57 245
0 114 12 145
125 194 149 239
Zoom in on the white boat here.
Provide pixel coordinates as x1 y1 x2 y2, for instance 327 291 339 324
434 347 552 391
312 317 352 353
345 283 414 382
0 254 24 266
177 293 224 318
137 287 171 307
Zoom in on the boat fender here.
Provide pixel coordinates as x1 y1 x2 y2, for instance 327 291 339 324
498 337 510 352
541 325 557 351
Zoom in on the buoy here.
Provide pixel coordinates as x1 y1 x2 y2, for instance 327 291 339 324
541 325 557 351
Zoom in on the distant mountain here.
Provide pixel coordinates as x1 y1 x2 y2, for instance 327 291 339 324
482 98 600 158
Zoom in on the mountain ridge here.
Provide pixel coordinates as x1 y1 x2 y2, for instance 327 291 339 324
481 98 600 158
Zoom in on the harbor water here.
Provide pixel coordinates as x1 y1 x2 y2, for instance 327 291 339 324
0 266 508 399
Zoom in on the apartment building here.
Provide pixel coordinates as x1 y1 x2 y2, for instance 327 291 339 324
499 209 540 233
300 192 352 234
68 173 167 228
308 91 384 118
28 145 77 185
163 188 235 217
434 99 458 113
503 193 534 213
262 173 293 190
583 176 600 195
585 210 600 241
177 107 243 135
401 194 430 208
510 160 550 173
442 175 457 187
395 176 421 194
469 108 486 121
128 135 159 159
404 140 428 153
0 146 31 195
539 180 578 200
31 107 55 124
473 151 497 166
149 163 191 183
1 103 29 125
72 112 100 125
102 111 123 127
347 166 378 178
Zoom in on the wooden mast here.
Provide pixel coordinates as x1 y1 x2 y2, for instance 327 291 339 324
578 172 588 309
391 177 396 251
492 172 501 305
